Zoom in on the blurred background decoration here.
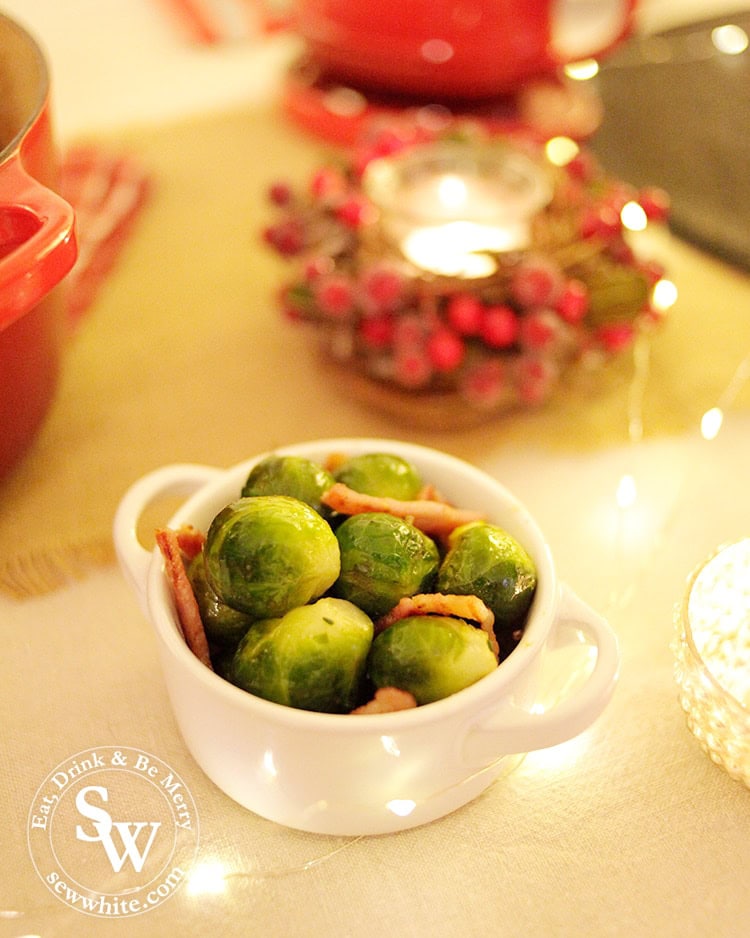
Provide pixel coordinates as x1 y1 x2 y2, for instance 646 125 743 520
282 0 637 143
264 120 674 426
291 0 637 99
257 1 685 425
154 1 750 269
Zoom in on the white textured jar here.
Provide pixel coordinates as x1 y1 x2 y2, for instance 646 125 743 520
674 538 750 787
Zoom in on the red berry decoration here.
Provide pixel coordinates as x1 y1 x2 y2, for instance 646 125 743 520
366 129 408 161
268 181 293 206
336 196 374 229
303 255 335 282
393 314 426 348
315 275 355 317
427 327 465 372
310 167 346 201
517 357 555 404
555 279 589 323
359 314 395 348
460 359 506 409
394 346 432 388
352 133 411 178
510 257 563 308
480 304 519 348
579 204 620 241
638 186 670 222
446 293 483 336
565 149 596 183
607 238 636 265
263 219 305 256
519 310 557 349
361 267 404 311
603 183 636 215
596 322 634 352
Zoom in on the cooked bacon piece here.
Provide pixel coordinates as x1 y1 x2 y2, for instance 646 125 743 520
350 686 418 715
320 482 484 537
155 527 213 670
375 592 499 660
174 524 205 562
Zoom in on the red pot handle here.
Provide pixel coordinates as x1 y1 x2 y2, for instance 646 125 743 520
0 154 77 330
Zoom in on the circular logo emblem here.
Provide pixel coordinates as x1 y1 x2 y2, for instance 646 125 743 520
28 746 199 918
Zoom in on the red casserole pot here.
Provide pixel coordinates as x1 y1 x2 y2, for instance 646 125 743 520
0 13 77 479
292 0 637 99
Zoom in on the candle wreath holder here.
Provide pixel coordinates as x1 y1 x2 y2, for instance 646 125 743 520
264 121 671 428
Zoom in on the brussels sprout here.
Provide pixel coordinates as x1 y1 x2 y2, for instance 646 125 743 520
334 452 422 500
188 551 254 646
204 495 340 619
368 615 497 705
209 642 238 681
333 512 439 618
436 522 537 631
241 455 334 516
230 597 374 713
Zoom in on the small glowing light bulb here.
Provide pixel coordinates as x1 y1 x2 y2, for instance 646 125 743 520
564 58 600 80
545 136 580 167
711 24 749 55
620 201 648 231
187 861 227 896
651 279 678 311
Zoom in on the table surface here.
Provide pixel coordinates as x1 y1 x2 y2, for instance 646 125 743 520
2 3 750 937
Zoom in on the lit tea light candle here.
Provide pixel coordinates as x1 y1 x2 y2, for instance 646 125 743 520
673 538 750 786
363 142 552 279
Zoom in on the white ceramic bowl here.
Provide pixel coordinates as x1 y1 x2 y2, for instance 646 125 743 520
114 438 619 835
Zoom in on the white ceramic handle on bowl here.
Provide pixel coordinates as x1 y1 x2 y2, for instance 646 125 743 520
461 584 620 765
113 463 223 616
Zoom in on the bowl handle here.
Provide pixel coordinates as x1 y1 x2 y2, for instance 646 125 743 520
113 463 223 615
0 157 78 329
461 583 620 766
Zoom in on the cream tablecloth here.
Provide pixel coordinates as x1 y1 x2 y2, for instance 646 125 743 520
2 3 750 936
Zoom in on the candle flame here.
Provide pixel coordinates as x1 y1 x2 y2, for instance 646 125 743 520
402 221 528 278
437 174 469 211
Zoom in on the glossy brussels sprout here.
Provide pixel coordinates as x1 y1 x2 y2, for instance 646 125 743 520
437 521 537 630
333 512 440 618
204 495 340 619
241 455 334 516
368 615 497 705
188 551 254 646
333 452 422 500
208 642 237 681
230 597 374 712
